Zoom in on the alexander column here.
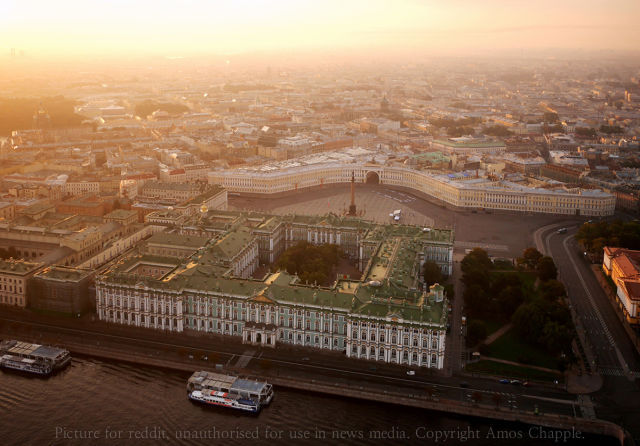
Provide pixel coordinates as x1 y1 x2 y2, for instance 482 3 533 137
348 171 357 216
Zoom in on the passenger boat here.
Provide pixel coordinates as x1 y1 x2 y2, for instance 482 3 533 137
187 371 273 413
0 340 71 376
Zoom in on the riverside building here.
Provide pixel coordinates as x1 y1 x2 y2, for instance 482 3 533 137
96 212 452 369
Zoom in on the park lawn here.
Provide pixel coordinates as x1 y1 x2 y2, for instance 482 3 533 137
487 329 560 370
465 360 562 383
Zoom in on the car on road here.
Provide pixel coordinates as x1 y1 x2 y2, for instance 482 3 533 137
499 379 510 384
510 379 522 385
406 371 415 376
557 228 567 234
522 381 531 387
301 357 310 361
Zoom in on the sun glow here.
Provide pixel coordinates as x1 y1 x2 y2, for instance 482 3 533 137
0 0 638 58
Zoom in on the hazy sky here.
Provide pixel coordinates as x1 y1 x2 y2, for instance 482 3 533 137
1 0 638 57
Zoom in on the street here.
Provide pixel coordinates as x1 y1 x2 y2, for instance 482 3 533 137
536 224 640 439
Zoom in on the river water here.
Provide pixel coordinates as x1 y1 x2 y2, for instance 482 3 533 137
0 357 614 446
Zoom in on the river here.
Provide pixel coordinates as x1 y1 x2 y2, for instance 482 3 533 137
0 357 615 445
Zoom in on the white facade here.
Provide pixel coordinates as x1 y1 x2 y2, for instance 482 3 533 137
209 163 616 216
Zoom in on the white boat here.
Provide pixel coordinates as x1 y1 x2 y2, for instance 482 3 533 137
0 340 71 376
187 371 273 413
188 390 261 413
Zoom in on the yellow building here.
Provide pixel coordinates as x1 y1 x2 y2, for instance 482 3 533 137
209 163 615 217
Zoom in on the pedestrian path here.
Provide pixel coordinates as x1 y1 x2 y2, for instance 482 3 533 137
483 323 512 345
234 349 255 369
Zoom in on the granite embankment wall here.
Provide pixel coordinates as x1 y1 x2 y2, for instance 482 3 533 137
62 341 628 446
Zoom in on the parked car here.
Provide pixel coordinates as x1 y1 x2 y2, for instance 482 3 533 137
499 379 510 384
510 379 522 385
406 370 415 376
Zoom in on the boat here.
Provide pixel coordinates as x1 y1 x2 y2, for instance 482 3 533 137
0 340 71 376
187 371 273 413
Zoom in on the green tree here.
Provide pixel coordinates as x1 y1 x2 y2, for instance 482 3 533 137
497 285 524 318
512 302 546 343
536 256 557 282
276 242 341 286
517 247 543 270
575 127 597 137
463 284 490 317
423 260 444 287
539 280 566 301
482 125 513 137
466 320 488 346
461 248 492 294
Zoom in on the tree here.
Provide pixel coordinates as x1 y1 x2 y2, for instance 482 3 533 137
423 261 444 287
512 303 546 344
461 248 493 300
482 125 513 137
536 256 557 282
466 320 488 346
539 280 566 301
276 242 341 286
463 284 490 317
540 321 573 355
497 286 524 318
134 100 189 118
518 247 543 270
575 127 597 138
